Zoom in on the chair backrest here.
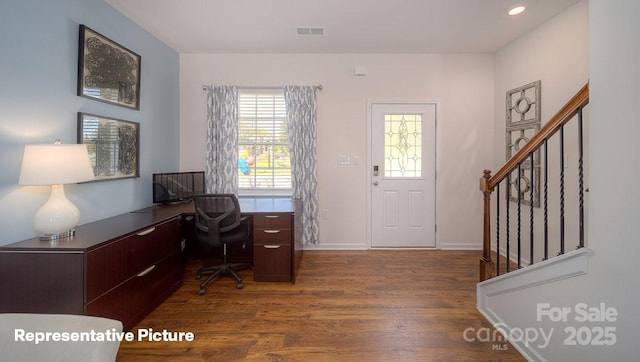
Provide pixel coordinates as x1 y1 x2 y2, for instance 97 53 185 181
193 194 242 247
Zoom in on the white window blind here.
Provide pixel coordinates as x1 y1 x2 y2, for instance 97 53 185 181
238 90 292 193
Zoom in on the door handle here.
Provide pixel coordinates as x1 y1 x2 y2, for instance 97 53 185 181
136 227 156 236
136 265 156 277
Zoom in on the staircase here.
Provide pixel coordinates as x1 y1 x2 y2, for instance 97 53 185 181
479 83 589 281
476 84 591 360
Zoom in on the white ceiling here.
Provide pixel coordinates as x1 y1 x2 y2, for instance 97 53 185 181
105 0 582 54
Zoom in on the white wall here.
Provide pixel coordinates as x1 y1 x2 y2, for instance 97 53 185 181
484 1 640 359
581 0 640 357
180 53 494 249
495 1 589 128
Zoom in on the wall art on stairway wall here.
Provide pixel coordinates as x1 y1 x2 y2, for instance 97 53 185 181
505 80 541 207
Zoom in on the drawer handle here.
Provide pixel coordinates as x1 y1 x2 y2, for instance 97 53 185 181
136 227 156 236
264 215 280 219
137 265 156 277
263 245 281 249
263 229 281 234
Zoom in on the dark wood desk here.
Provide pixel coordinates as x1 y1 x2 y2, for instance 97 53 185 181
0 197 301 330
134 197 303 283
135 196 300 222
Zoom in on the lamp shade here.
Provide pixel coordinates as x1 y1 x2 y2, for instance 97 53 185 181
19 143 95 185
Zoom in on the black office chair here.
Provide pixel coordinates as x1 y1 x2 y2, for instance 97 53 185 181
193 194 252 295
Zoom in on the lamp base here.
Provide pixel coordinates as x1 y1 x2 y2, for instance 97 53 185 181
33 184 81 241
39 228 76 241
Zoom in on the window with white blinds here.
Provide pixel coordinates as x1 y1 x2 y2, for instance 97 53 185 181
238 90 292 194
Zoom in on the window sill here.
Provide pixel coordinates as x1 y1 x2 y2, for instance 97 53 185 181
238 188 293 198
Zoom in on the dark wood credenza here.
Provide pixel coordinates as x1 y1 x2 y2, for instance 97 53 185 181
0 212 184 331
0 197 301 330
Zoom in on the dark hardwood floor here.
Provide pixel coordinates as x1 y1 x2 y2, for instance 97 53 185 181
116 250 525 361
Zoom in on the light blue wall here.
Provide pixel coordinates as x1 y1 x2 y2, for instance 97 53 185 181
0 0 180 245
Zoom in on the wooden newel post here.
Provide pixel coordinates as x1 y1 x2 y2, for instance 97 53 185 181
479 169 495 281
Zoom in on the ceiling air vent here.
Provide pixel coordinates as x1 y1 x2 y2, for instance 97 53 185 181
296 27 324 36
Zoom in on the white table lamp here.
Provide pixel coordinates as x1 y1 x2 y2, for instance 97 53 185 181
18 140 95 240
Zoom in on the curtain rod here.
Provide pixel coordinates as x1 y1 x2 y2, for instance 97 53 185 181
202 85 323 91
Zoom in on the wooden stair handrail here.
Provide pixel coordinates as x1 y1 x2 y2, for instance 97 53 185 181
487 83 589 189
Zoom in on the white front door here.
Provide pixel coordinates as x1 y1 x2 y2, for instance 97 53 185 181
370 102 436 248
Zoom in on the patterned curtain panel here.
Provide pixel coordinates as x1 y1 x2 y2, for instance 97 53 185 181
284 86 319 245
205 86 238 194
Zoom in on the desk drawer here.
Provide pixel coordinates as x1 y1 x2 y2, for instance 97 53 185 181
253 244 291 282
254 228 292 245
254 214 291 229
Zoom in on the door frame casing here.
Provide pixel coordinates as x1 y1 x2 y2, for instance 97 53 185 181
366 100 439 249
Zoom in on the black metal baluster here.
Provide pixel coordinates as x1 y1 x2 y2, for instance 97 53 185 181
578 107 585 249
517 164 522 269
559 125 565 255
496 183 501 276
529 152 534 265
506 173 511 273
544 140 549 261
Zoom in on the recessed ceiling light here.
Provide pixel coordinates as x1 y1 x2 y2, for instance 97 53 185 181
508 6 526 16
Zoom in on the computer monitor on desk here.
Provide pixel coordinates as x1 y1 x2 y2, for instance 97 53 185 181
152 171 205 204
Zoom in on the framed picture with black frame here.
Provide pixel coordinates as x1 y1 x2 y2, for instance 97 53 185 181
77 25 141 110
77 112 140 182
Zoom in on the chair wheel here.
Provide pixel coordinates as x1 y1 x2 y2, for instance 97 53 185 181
195 273 202 280
237 283 243 289
199 288 206 295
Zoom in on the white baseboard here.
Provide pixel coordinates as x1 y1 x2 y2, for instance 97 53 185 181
302 242 368 250
305 242 483 251
439 242 482 250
